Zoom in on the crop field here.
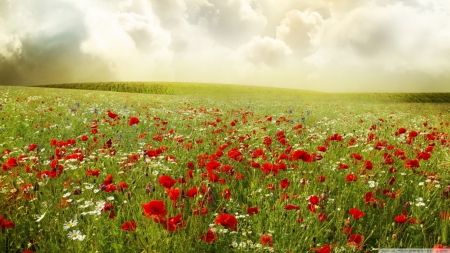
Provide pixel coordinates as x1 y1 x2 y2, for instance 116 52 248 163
1 84 450 253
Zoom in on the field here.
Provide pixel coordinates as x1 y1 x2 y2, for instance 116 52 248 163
1 83 450 253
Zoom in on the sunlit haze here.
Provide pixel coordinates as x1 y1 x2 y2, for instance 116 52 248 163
1 0 450 92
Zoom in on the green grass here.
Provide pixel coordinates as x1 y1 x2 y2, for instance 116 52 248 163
36 81 450 103
0 83 449 252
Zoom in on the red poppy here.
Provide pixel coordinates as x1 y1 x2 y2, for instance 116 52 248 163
166 188 180 202
394 215 408 223
121 221 137 231
103 174 113 185
260 234 274 247
142 200 168 218
280 178 290 189
318 146 327 152
409 131 418 138
199 228 218 242
309 195 320 205
186 187 198 198
0 216 15 229
349 208 365 219
158 175 176 189
129 117 139 126
318 212 327 222
352 153 362 160
405 159 420 168
347 233 364 250
118 182 129 192
86 168 100 177
285 204 300 210
28 143 38 151
154 214 186 232
107 110 119 119
338 163 349 170
318 175 326 182
311 244 331 253
215 213 238 231
247 206 259 216
221 188 231 200
346 173 358 182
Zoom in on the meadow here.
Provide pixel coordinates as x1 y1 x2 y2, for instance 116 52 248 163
1 83 450 253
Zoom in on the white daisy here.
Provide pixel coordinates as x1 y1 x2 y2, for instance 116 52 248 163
68 230 83 241
64 219 78 230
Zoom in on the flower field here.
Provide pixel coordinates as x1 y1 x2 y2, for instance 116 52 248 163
0 85 449 252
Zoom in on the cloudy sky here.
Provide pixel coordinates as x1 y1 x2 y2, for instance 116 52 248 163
1 0 450 92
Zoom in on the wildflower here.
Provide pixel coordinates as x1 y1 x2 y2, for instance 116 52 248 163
394 215 408 223
142 200 168 218
68 230 85 241
260 234 274 247
129 117 140 126
199 228 218 242
158 175 176 189
64 218 78 230
349 208 365 220
215 213 238 231
247 206 259 216
121 221 137 231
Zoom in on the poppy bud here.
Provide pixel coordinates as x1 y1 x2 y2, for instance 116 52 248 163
146 184 153 194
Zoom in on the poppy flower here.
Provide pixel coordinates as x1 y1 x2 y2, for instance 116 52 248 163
280 178 290 189
107 110 119 119
346 173 358 182
318 146 327 152
311 244 331 253
166 188 180 202
394 215 408 223
309 195 320 205
221 188 231 200
28 143 38 151
318 175 326 182
121 221 137 231
260 234 274 247
142 200 168 218
118 182 129 192
186 186 198 198
154 214 186 232
247 206 259 216
158 175 176 189
318 212 327 222
103 174 113 185
285 204 300 210
199 228 218 242
129 117 139 126
86 168 100 177
215 213 238 231
347 233 364 250
349 208 365 219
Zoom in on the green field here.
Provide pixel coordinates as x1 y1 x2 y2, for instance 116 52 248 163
0 83 449 252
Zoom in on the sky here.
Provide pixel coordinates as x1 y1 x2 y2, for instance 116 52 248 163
1 0 450 92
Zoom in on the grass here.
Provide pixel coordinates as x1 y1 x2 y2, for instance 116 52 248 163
36 81 450 103
0 83 449 252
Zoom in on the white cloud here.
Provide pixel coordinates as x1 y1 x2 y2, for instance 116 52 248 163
276 10 323 52
0 0 450 91
307 2 450 76
238 36 292 69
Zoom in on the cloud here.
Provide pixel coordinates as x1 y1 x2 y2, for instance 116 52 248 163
276 10 323 53
304 2 450 91
238 36 291 68
0 0 450 91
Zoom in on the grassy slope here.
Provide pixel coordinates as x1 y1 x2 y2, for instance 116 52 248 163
36 82 450 103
